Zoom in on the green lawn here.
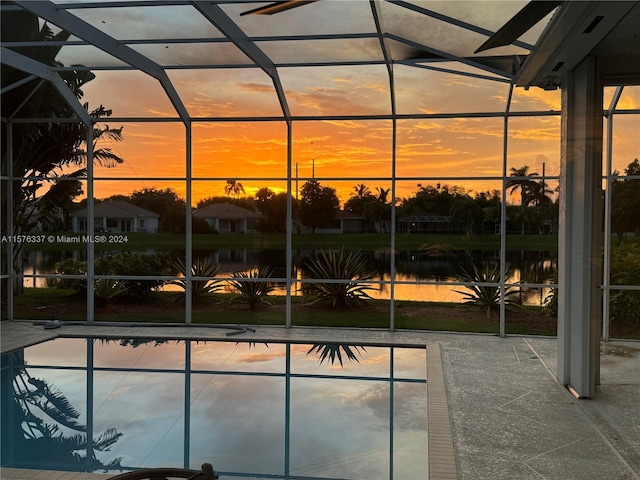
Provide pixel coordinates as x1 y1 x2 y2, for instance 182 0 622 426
11 286 640 338
9 287 546 335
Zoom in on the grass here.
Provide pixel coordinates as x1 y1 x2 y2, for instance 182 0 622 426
10 287 639 339
21 232 561 253
8 287 540 334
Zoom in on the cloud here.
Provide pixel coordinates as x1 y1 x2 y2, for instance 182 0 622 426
237 82 276 94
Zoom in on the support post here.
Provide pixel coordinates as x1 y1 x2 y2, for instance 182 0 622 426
557 56 603 398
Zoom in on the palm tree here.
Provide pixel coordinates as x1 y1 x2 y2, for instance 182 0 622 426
507 165 538 207
524 180 553 207
449 197 483 235
224 179 245 201
351 183 371 199
376 186 391 203
507 165 541 234
2 10 123 298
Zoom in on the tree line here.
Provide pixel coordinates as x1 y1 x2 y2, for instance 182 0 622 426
59 170 540 235
60 156 640 237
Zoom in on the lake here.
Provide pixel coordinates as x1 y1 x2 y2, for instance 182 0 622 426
20 247 557 306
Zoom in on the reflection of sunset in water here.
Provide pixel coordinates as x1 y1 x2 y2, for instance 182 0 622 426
10 338 428 478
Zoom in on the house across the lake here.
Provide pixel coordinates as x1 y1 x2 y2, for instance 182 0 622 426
71 200 160 233
313 210 366 234
193 203 261 233
397 214 452 234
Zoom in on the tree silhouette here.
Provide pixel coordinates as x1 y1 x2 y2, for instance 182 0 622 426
507 165 543 234
507 165 539 207
224 179 245 201
129 187 185 234
449 197 483 235
299 180 339 233
344 183 374 216
376 186 391 203
1 9 123 302
611 159 640 239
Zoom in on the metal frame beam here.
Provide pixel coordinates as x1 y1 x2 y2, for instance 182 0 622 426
557 56 603 398
1 47 91 124
190 1 291 121
14 0 190 124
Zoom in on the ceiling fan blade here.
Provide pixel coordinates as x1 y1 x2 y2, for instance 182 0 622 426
240 0 317 16
474 0 562 53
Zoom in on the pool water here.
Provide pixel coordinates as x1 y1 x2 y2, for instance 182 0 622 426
1 338 427 479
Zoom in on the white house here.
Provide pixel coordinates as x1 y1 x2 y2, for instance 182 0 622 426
193 203 261 233
71 200 160 233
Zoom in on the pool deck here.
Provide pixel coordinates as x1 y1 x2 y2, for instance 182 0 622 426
1 320 639 480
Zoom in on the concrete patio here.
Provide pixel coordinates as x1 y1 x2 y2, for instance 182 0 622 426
1 321 638 480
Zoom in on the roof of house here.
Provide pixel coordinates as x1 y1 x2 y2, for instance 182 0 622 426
193 202 261 219
71 200 160 218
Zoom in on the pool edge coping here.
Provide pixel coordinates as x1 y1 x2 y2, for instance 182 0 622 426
427 342 458 480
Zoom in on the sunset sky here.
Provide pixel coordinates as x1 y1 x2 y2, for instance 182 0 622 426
42 1 639 205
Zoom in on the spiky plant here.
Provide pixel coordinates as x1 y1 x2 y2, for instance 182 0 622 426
306 343 367 367
303 248 375 309
227 266 276 310
171 256 223 301
93 279 128 306
454 264 523 318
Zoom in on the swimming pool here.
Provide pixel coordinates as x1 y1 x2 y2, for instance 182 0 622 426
1 337 428 479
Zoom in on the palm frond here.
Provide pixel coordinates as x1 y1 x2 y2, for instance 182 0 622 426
171 256 223 300
454 264 523 318
303 248 375 309
307 344 367 367
93 428 124 451
227 266 275 310
27 377 84 429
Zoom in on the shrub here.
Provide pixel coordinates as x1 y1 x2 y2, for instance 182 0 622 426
610 242 640 325
54 252 170 299
95 252 171 298
303 248 375 309
543 271 558 316
52 258 87 292
454 264 522 318
227 266 276 310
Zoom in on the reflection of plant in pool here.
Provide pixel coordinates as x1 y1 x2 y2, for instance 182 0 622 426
303 248 375 309
227 266 276 310
307 343 367 367
171 256 223 301
454 264 522 318
2 351 123 472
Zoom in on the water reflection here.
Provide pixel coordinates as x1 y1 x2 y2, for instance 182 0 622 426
0 349 123 472
23 247 557 305
2 338 427 479
307 343 367 367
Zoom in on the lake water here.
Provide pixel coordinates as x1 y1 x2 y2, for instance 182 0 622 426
1 337 428 479
20 247 557 305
